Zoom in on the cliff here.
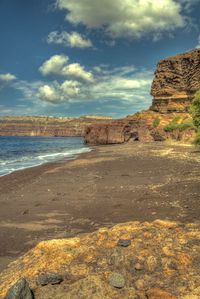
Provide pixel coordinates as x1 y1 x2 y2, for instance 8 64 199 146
1 220 200 299
85 49 200 145
0 116 112 137
85 111 195 144
151 49 200 113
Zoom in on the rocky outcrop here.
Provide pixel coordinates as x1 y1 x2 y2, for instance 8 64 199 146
151 49 200 113
0 116 112 137
85 111 195 144
0 220 200 298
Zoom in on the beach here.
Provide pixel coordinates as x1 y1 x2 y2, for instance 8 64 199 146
0 142 200 272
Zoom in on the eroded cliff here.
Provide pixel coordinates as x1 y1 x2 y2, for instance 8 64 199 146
85 111 195 144
1 220 200 299
151 49 200 113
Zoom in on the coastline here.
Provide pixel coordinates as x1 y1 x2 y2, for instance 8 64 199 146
0 142 200 272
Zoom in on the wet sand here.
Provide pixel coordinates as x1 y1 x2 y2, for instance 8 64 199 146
0 142 200 272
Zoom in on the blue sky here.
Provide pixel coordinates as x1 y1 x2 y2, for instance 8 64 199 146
0 0 200 118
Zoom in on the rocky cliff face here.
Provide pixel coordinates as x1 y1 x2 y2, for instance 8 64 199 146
85 111 195 145
151 49 200 113
0 220 200 299
0 116 112 137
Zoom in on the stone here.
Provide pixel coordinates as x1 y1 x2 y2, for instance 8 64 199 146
134 279 146 290
109 272 125 289
146 288 177 299
135 263 144 270
4 278 33 299
37 273 63 286
117 239 131 247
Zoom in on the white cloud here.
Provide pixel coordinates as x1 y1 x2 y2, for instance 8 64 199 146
56 0 187 39
60 80 81 97
39 54 94 82
0 73 16 82
62 63 94 82
39 54 69 76
37 84 61 103
37 80 81 103
47 31 93 48
37 64 153 108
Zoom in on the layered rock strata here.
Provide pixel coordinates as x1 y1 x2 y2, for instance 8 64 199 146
0 116 112 137
0 220 200 298
151 49 200 113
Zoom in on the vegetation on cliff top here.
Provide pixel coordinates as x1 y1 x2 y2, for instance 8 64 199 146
190 89 200 144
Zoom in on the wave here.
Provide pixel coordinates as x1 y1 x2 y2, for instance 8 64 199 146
0 146 91 177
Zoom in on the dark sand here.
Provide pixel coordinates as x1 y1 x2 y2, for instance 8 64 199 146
0 142 200 271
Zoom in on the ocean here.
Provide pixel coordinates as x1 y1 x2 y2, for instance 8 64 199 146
0 136 91 176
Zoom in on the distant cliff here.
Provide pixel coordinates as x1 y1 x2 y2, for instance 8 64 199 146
0 116 112 137
151 49 200 113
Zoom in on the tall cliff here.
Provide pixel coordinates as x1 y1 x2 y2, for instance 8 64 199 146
85 49 199 144
151 49 200 113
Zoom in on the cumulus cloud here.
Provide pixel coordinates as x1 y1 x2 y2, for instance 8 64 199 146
47 31 93 48
0 73 16 82
39 54 94 82
37 80 81 103
56 0 187 39
37 84 61 103
37 63 153 109
39 54 69 76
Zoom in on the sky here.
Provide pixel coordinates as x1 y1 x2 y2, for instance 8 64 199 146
0 0 200 118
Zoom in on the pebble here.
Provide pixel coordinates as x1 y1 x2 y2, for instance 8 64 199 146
109 272 125 289
135 263 144 270
4 278 33 299
37 273 63 286
117 239 131 247
135 279 146 290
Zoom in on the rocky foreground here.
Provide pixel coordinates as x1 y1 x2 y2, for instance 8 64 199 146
1 219 200 299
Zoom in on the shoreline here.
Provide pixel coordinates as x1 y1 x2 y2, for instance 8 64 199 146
0 142 200 272
0 136 92 178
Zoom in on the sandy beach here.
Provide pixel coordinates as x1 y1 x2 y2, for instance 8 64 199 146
0 142 200 272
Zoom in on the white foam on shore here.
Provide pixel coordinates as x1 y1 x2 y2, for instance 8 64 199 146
0 147 91 177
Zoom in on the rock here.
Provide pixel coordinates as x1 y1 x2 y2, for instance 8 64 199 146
146 288 177 299
134 279 146 290
117 239 131 247
109 272 125 289
4 278 33 299
135 263 144 270
151 49 200 113
37 273 63 286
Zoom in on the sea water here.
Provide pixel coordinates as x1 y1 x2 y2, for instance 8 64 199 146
0 136 91 176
